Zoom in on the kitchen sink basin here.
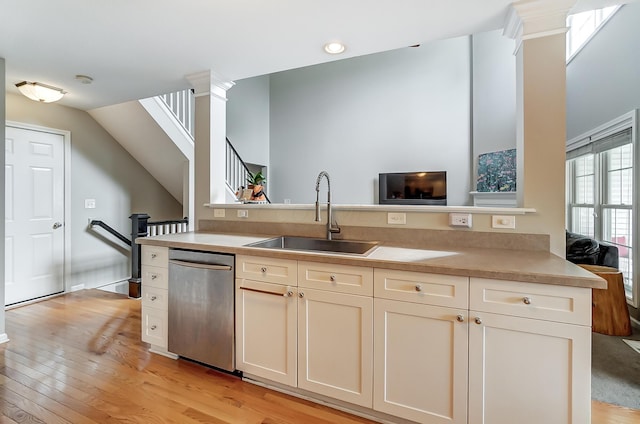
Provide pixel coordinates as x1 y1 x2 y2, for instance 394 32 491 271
246 236 378 256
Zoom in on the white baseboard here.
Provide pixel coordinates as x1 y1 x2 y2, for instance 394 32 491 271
70 284 85 292
0 333 10 344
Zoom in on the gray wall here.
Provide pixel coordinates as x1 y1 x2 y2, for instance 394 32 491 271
269 36 472 205
0 58 5 336
566 4 640 140
227 75 270 167
471 30 517 186
6 93 182 290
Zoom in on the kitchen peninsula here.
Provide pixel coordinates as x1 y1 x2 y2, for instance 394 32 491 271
137 229 603 424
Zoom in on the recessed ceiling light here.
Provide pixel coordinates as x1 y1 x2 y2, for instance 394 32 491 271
324 41 346 55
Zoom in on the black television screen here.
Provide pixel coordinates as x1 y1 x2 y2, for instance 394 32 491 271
379 172 447 205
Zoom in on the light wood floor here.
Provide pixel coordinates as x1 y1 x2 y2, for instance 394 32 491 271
0 289 637 424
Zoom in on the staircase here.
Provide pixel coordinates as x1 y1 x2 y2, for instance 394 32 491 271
89 89 264 222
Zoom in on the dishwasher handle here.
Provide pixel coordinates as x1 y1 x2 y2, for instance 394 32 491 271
169 259 233 271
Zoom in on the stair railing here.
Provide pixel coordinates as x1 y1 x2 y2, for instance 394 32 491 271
159 89 195 139
226 137 271 203
89 214 188 299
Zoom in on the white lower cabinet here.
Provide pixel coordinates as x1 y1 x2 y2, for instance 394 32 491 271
468 278 592 424
141 246 169 351
297 287 373 407
235 278 297 386
374 298 468 424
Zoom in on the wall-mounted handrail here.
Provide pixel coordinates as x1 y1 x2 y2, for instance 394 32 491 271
90 220 131 246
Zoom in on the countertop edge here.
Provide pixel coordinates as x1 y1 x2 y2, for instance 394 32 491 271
136 234 607 289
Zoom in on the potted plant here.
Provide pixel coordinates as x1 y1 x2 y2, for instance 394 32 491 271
247 171 266 201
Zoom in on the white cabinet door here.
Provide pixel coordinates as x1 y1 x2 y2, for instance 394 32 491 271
468 311 591 424
298 287 373 407
374 299 468 424
236 279 297 386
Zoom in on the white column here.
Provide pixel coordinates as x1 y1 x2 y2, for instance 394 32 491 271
0 57 7 342
505 0 576 256
187 70 235 229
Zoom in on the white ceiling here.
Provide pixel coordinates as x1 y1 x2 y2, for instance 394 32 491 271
0 0 626 110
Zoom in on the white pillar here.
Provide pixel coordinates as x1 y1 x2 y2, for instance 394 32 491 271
187 71 235 229
505 0 575 256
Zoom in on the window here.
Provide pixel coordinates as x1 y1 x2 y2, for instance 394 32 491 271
566 6 620 62
567 119 636 305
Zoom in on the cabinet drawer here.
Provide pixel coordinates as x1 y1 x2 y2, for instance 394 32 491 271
141 245 169 268
374 269 468 309
142 306 168 348
470 278 591 326
236 255 298 285
299 261 373 296
142 265 168 290
142 286 168 310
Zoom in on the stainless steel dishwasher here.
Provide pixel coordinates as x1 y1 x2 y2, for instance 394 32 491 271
168 249 235 371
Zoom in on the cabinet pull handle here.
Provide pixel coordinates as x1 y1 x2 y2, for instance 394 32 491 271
239 286 290 297
150 325 157 330
523 297 532 305
169 259 232 271
474 317 482 325
261 267 267 273
456 315 465 322
150 295 157 301
415 284 423 292
299 292 305 298
330 275 336 282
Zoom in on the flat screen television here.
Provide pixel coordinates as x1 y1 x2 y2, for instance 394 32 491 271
379 171 447 205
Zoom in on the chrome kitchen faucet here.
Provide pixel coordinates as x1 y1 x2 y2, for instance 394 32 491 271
315 171 341 240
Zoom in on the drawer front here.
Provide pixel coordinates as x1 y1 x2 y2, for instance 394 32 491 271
141 245 169 268
141 306 168 348
142 265 168 290
237 255 298 285
142 286 168 310
374 269 468 309
470 278 591 325
299 261 373 296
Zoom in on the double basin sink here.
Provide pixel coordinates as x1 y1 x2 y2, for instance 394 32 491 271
246 236 378 256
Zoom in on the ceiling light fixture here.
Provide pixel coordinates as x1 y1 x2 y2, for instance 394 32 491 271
324 41 346 55
15 81 66 103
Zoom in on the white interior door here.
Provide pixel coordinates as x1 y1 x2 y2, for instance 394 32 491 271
5 126 65 305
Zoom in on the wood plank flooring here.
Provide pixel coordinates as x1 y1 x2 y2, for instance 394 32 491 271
0 289 637 424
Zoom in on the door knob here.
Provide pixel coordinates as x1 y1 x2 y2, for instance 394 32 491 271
53 222 63 229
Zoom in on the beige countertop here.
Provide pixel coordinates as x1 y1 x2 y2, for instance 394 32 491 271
136 232 606 289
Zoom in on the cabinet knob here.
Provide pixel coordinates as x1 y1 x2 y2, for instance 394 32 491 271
474 317 482 325
151 253 157 259
330 275 336 282
523 296 532 305
150 325 157 330
299 292 305 298
150 295 157 301
415 284 423 292
456 314 465 322
285 291 293 297
261 267 267 273
151 274 157 280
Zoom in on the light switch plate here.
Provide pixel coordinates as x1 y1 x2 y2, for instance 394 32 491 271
213 209 225 218
387 212 406 225
492 215 516 229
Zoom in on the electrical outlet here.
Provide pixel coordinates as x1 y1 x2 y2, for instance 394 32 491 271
492 215 516 229
237 209 248 218
449 213 472 228
213 209 225 218
387 212 407 225
84 198 96 209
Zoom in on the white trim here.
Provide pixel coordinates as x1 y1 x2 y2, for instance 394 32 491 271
566 110 636 152
5 121 72 299
0 333 9 344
